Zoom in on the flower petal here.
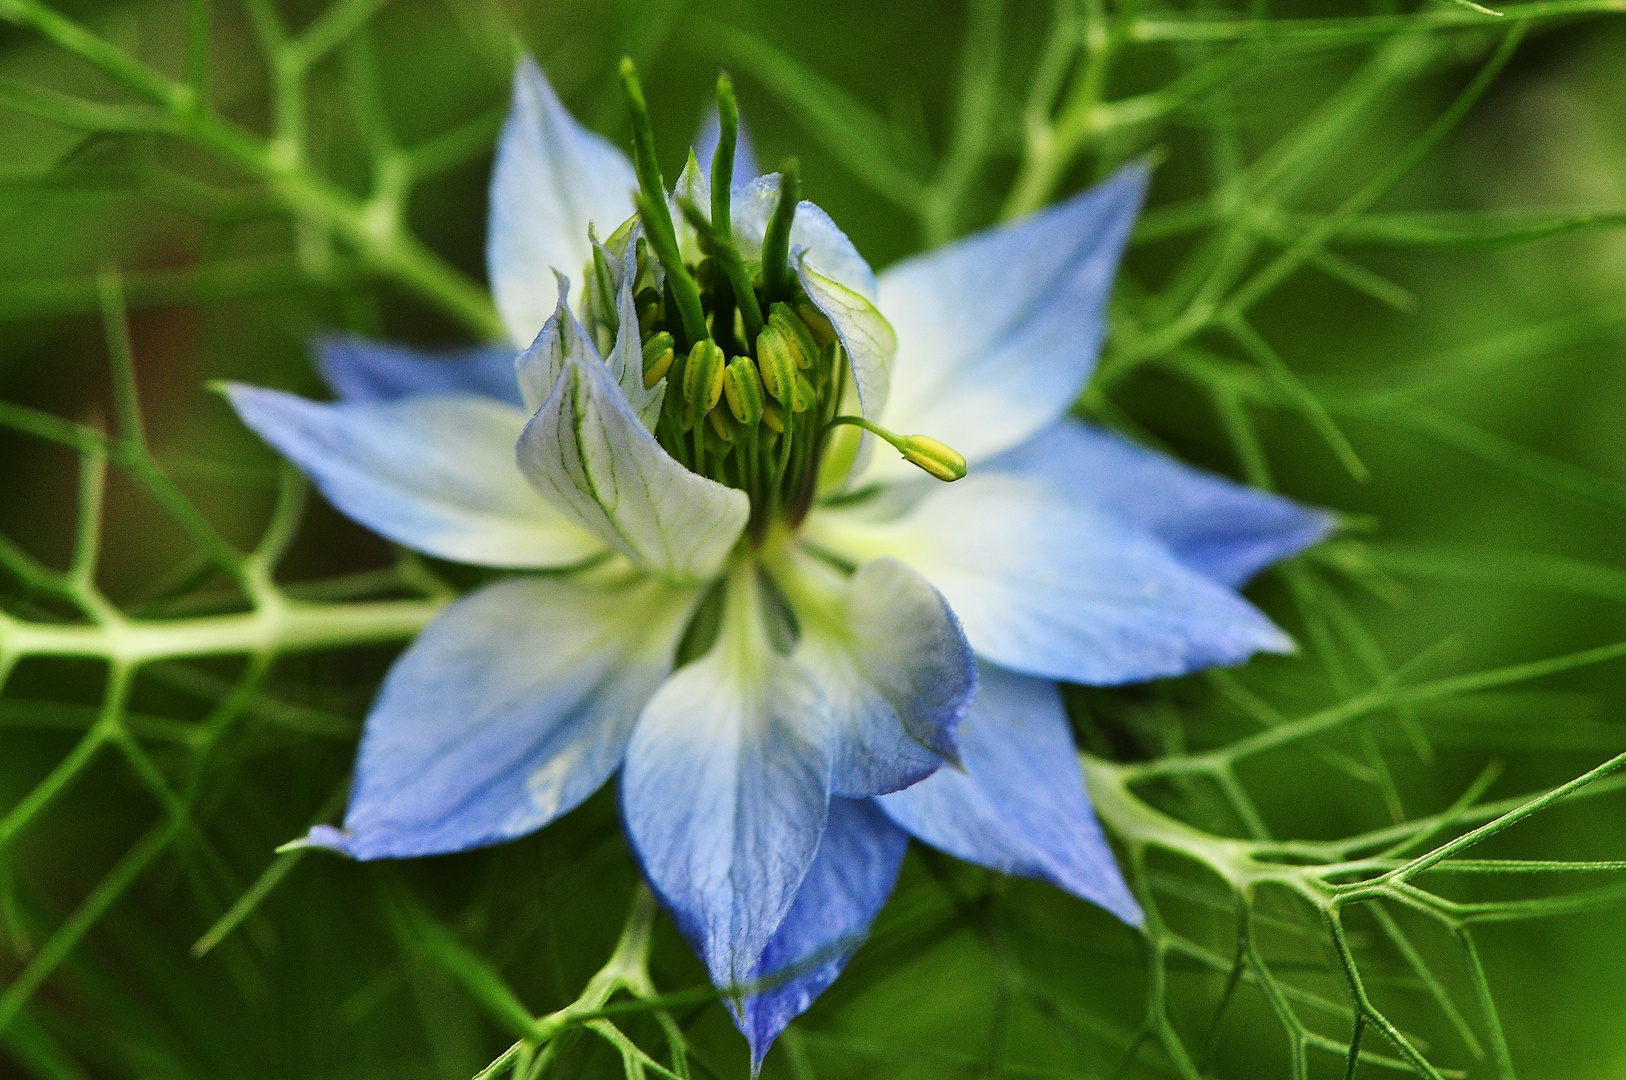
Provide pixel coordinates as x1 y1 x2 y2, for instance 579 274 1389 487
302 572 698 859
694 104 761 190
488 56 637 347
861 163 1148 486
773 550 975 796
314 335 521 406
878 662 1141 924
669 152 713 267
987 419 1335 587
515 272 661 427
804 475 1292 685
739 797 908 1068
224 385 604 568
797 252 895 425
515 303 749 584
622 566 834 988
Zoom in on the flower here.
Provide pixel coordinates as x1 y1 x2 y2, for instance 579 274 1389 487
223 57 1333 1066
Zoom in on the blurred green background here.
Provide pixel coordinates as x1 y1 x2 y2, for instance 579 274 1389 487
4 1 1626 1077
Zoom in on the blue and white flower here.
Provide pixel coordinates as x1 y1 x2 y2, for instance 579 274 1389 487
224 58 1332 1065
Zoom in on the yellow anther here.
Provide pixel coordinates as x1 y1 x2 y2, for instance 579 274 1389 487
642 331 675 389
769 302 818 371
791 371 817 413
755 324 797 405
826 416 967 483
684 340 725 416
899 435 966 482
796 301 837 347
723 356 765 426
761 400 786 434
707 404 737 444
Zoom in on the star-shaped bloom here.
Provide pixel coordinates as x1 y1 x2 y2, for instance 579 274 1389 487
224 58 1332 1066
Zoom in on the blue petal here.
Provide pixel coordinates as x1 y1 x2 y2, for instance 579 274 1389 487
488 56 637 346
622 565 834 989
739 798 908 1069
878 662 1141 925
694 103 761 190
805 475 1292 685
774 551 975 796
515 301 749 584
861 163 1148 486
987 420 1334 587
313 334 522 406
224 385 605 568
302 573 698 859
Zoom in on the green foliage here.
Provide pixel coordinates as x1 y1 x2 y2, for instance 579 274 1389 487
3 1 1626 1078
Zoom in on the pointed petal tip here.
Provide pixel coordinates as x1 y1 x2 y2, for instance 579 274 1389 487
283 824 352 856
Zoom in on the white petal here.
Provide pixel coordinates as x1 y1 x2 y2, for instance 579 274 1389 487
488 57 637 347
515 306 748 584
225 385 604 568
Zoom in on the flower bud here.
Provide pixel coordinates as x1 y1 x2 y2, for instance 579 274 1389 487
769 302 817 371
755 324 797 405
723 356 764 426
899 434 966 482
684 340 726 416
642 331 675 389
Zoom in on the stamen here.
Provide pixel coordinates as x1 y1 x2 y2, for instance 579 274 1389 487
723 356 765 427
754 323 797 405
827 416 967 482
768 303 816 370
685 340 726 462
642 331 675 389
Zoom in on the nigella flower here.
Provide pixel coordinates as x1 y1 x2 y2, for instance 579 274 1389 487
224 58 1332 1065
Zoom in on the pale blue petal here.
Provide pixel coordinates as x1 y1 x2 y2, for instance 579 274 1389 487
515 302 749 584
603 248 666 428
861 163 1148 486
488 56 637 347
774 550 975 796
878 662 1141 924
987 419 1335 587
796 253 895 426
694 104 760 190
224 385 605 568
302 573 698 859
805 476 1292 685
739 798 908 1068
622 568 834 988
314 335 522 406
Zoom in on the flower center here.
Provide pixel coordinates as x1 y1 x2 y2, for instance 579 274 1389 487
604 61 965 543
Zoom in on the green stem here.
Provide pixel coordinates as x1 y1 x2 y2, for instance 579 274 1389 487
0 0 504 339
